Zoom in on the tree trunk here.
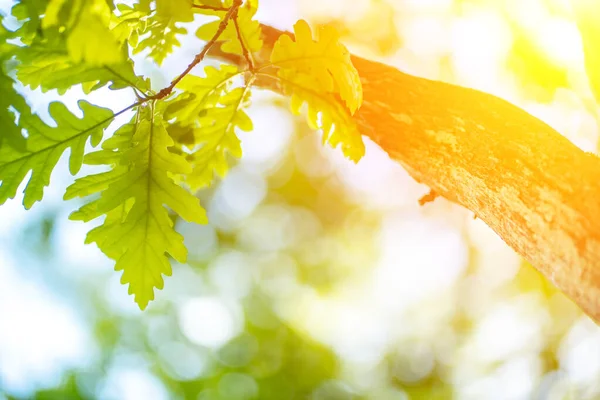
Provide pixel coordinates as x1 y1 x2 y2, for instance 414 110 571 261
221 25 600 323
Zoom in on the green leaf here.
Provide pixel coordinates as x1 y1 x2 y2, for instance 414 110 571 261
167 64 241 124
165 64 252 189
0 100 113 208
8 1 148 95
187 85 253 189
8 1 47 41
42 0 123 65
67 105 207 309
110 3 149 48
0 72 28 151
42 0 69 27
130 0 194 65
14 34 148 94
134 19 186 65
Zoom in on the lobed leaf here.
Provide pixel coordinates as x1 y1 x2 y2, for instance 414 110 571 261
8 1 148 95
110 2 150 48
271 19 363 113
167 64 240 124
270 20 365 161
0 100 114 209
186 85 253 189
67 106 207 309
165 64 252 189
284 77 364 162
0 1 369 311
15 40 148 94
129 0 195 65
8 1 47 41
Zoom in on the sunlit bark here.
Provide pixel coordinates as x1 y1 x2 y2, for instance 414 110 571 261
215 25 600 323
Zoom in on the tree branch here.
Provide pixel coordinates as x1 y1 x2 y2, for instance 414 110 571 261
212 24 600 323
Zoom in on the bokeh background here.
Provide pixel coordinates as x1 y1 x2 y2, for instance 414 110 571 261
1 0 600 399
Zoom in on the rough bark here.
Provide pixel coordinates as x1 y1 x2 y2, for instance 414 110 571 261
354 58 600 325
220 25 600 323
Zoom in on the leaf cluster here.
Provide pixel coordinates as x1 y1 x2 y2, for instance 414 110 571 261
0 0 365 308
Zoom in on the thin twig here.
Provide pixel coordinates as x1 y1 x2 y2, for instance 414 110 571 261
150 0 243 100
232 7 255 71
192 4 229 12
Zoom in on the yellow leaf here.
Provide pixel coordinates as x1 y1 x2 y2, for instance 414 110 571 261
67 4 122 65
43 0 123 65
42 0 68 27
270 19 365 161
286 78 364 163
156 0 194 22
271 19 362 114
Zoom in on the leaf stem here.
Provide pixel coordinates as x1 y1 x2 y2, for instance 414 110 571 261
104 66 149 97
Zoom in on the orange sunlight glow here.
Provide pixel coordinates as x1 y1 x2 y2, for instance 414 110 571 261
280 1 600 393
